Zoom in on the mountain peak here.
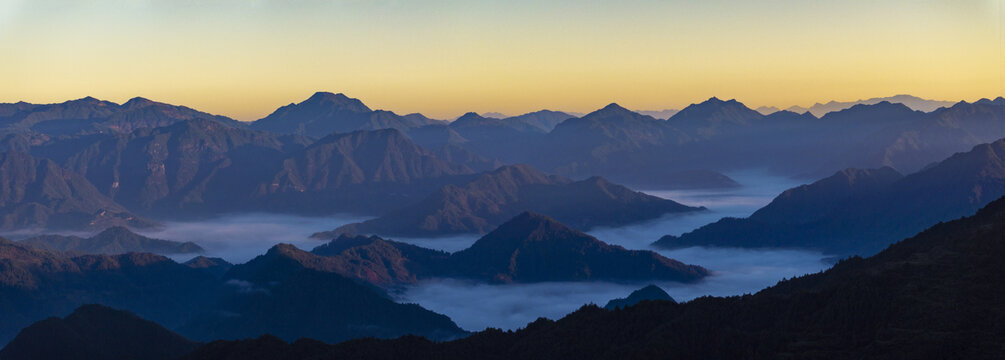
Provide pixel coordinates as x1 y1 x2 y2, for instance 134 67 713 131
121 97 156 109
455 112 485 122
265 243 305 259
66 96 109 106
975 97 1005 106
307 91 343 101
601 103 628 111
300 92 371 112
480 211 574 243
668 96 762 135
581 103 637 118
604 284 675 310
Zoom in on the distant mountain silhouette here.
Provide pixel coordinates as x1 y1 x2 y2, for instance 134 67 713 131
671 101 933 176
180 192 1005 359
317 164 702 237
250 92 444 135
502 110 575 132
546 103 688 164
0 96 243 136
479 112 508 118
424 111 563 164
656 138 1005 255
667 97 765 139
538 103 737 188
754 105 780 115
781 94 956 117
19 226 202 255
452 112 540 132
837 97 1005 173
634 108 679 119
0 151 155 231
604 284 675 310
0 304 198 360
4 94 1005 233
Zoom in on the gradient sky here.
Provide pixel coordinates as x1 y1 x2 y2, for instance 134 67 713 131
0 0 1001 120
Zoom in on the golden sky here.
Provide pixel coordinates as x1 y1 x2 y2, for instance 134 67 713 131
0 0 1002 120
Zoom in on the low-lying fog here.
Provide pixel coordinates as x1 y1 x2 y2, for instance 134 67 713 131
77 170 827 332
399 246 828 331
399 170 828 331
137 213 370 264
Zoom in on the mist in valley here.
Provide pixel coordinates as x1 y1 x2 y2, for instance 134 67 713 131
136 213 371 264
399 245 827 331
92 170 827 332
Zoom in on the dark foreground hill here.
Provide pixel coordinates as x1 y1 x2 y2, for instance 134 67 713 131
0 304 198 360
0 238 219 344
0 236 466 346
176 193 1005 359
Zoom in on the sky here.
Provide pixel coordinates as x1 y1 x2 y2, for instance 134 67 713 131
0 0 1001 120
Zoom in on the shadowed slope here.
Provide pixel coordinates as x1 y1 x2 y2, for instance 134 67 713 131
317 164 701 237
0 304 198 360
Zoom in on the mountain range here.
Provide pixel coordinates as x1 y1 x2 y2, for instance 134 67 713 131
656 137 1005 256
8 92 995 181
0 96 243 136
758 94 957 117
18 185 1005 359
3 92 1004 232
